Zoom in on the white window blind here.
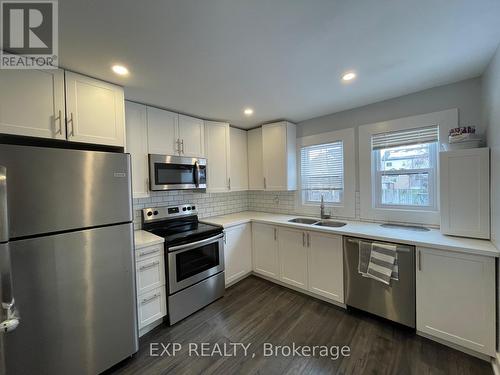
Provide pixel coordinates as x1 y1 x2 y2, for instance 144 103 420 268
300 141 344 191
371 125 438 150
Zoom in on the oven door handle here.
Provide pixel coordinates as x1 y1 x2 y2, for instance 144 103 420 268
168 233 224 252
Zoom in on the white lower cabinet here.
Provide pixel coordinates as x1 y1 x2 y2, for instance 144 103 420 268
251 223 343 304
136 254 165 295
224 223 252 286
307 232 343 303
135 243 167 336
252 223 279 279
416 247 495 356
137 286 167 329
278 228 308 290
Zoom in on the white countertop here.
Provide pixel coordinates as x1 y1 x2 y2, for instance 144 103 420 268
201 211 500 257
134 230 164 249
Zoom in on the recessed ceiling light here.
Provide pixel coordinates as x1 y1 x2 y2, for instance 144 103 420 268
341 72 356 81
244 108 254 116
112 65 129 76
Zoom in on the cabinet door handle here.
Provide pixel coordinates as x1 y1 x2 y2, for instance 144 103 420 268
418 250 422 271
146 177 149 191
273 227 277 241
175 138 180 154
139 260 160 271
141 293 160 305
263 177 267 189
181 139 184 154
307 233 310 248
228 177 231 190
139 248 159 257
67 112 74 137
302 232 306 247
55 109 63 135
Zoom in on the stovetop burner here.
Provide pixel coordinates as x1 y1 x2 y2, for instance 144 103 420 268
141 204 223 248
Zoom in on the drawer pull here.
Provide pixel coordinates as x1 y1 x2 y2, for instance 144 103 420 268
139 261 160 271
141 293 160 305
139 248 160 257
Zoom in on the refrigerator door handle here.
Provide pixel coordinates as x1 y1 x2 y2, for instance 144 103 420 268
0 166 20 334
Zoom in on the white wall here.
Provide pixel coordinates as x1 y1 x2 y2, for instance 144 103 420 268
482 44 500 354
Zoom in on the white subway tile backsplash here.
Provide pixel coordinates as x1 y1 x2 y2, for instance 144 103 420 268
133 189 433 230
132 190 248 230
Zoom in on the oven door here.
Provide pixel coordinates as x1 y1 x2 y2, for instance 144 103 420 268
167 233 224 294
149 154 206 191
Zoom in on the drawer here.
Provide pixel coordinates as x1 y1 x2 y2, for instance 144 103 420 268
136 244 163 261
136 254 165 295
137 286 166 329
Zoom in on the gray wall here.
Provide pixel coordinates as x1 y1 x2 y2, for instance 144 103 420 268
298 77 483 137
483 44 500 354
297 77 482 190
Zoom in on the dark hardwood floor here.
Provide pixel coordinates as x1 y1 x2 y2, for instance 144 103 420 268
107 276 493 375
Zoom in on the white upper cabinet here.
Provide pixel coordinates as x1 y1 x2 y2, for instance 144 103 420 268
125 101 149 198
416 247 495 356
178 114 205 157
440 148 490 239
229 127 249 191
146 106 179 155
205 121 230 192
0 69 65 139
248 127 264 190
261 121 297 191
65 71 125 147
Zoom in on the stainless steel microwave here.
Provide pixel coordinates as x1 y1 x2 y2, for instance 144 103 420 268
149 154 207 191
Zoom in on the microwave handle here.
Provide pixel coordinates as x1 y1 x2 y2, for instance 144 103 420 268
194 161 200 187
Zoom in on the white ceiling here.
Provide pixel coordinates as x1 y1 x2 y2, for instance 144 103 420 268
59 0 500 129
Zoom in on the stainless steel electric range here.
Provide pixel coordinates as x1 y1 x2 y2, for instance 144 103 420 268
142 204 225 325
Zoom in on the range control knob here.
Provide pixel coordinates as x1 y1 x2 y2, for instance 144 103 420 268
182 207 187 211
187 207 192 210
192 206 196 210
153 210 159 215
147 211 153 217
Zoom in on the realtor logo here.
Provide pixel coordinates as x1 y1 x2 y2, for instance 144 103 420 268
1 1 58 69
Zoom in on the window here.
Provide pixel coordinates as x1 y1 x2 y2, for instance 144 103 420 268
300 141 344 205
372 126 438 210
359 108 457 225
297 128 356 218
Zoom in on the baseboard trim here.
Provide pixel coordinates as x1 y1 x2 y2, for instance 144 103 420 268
492 352 500 375
139 318 164 338
251 272 346 309
416 330 491 361
225 271 252 288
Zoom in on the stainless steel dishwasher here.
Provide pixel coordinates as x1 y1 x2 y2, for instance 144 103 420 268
343 236 416 328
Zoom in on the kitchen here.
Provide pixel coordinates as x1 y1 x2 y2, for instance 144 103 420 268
1 1 500 374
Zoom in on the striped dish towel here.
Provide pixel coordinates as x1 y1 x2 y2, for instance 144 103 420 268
366 242 397 285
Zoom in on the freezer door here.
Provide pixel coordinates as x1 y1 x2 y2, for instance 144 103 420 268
4 223 138 375
0 144 132 238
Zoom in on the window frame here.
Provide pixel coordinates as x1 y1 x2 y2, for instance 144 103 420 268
359 109 458 225
297 128 356 218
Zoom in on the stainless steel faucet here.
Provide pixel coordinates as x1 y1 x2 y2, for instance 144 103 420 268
320 195 330 219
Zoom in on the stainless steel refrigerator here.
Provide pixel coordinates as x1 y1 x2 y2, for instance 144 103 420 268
0 144 138 375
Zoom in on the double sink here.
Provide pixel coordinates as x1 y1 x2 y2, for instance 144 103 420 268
288 217 347 227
